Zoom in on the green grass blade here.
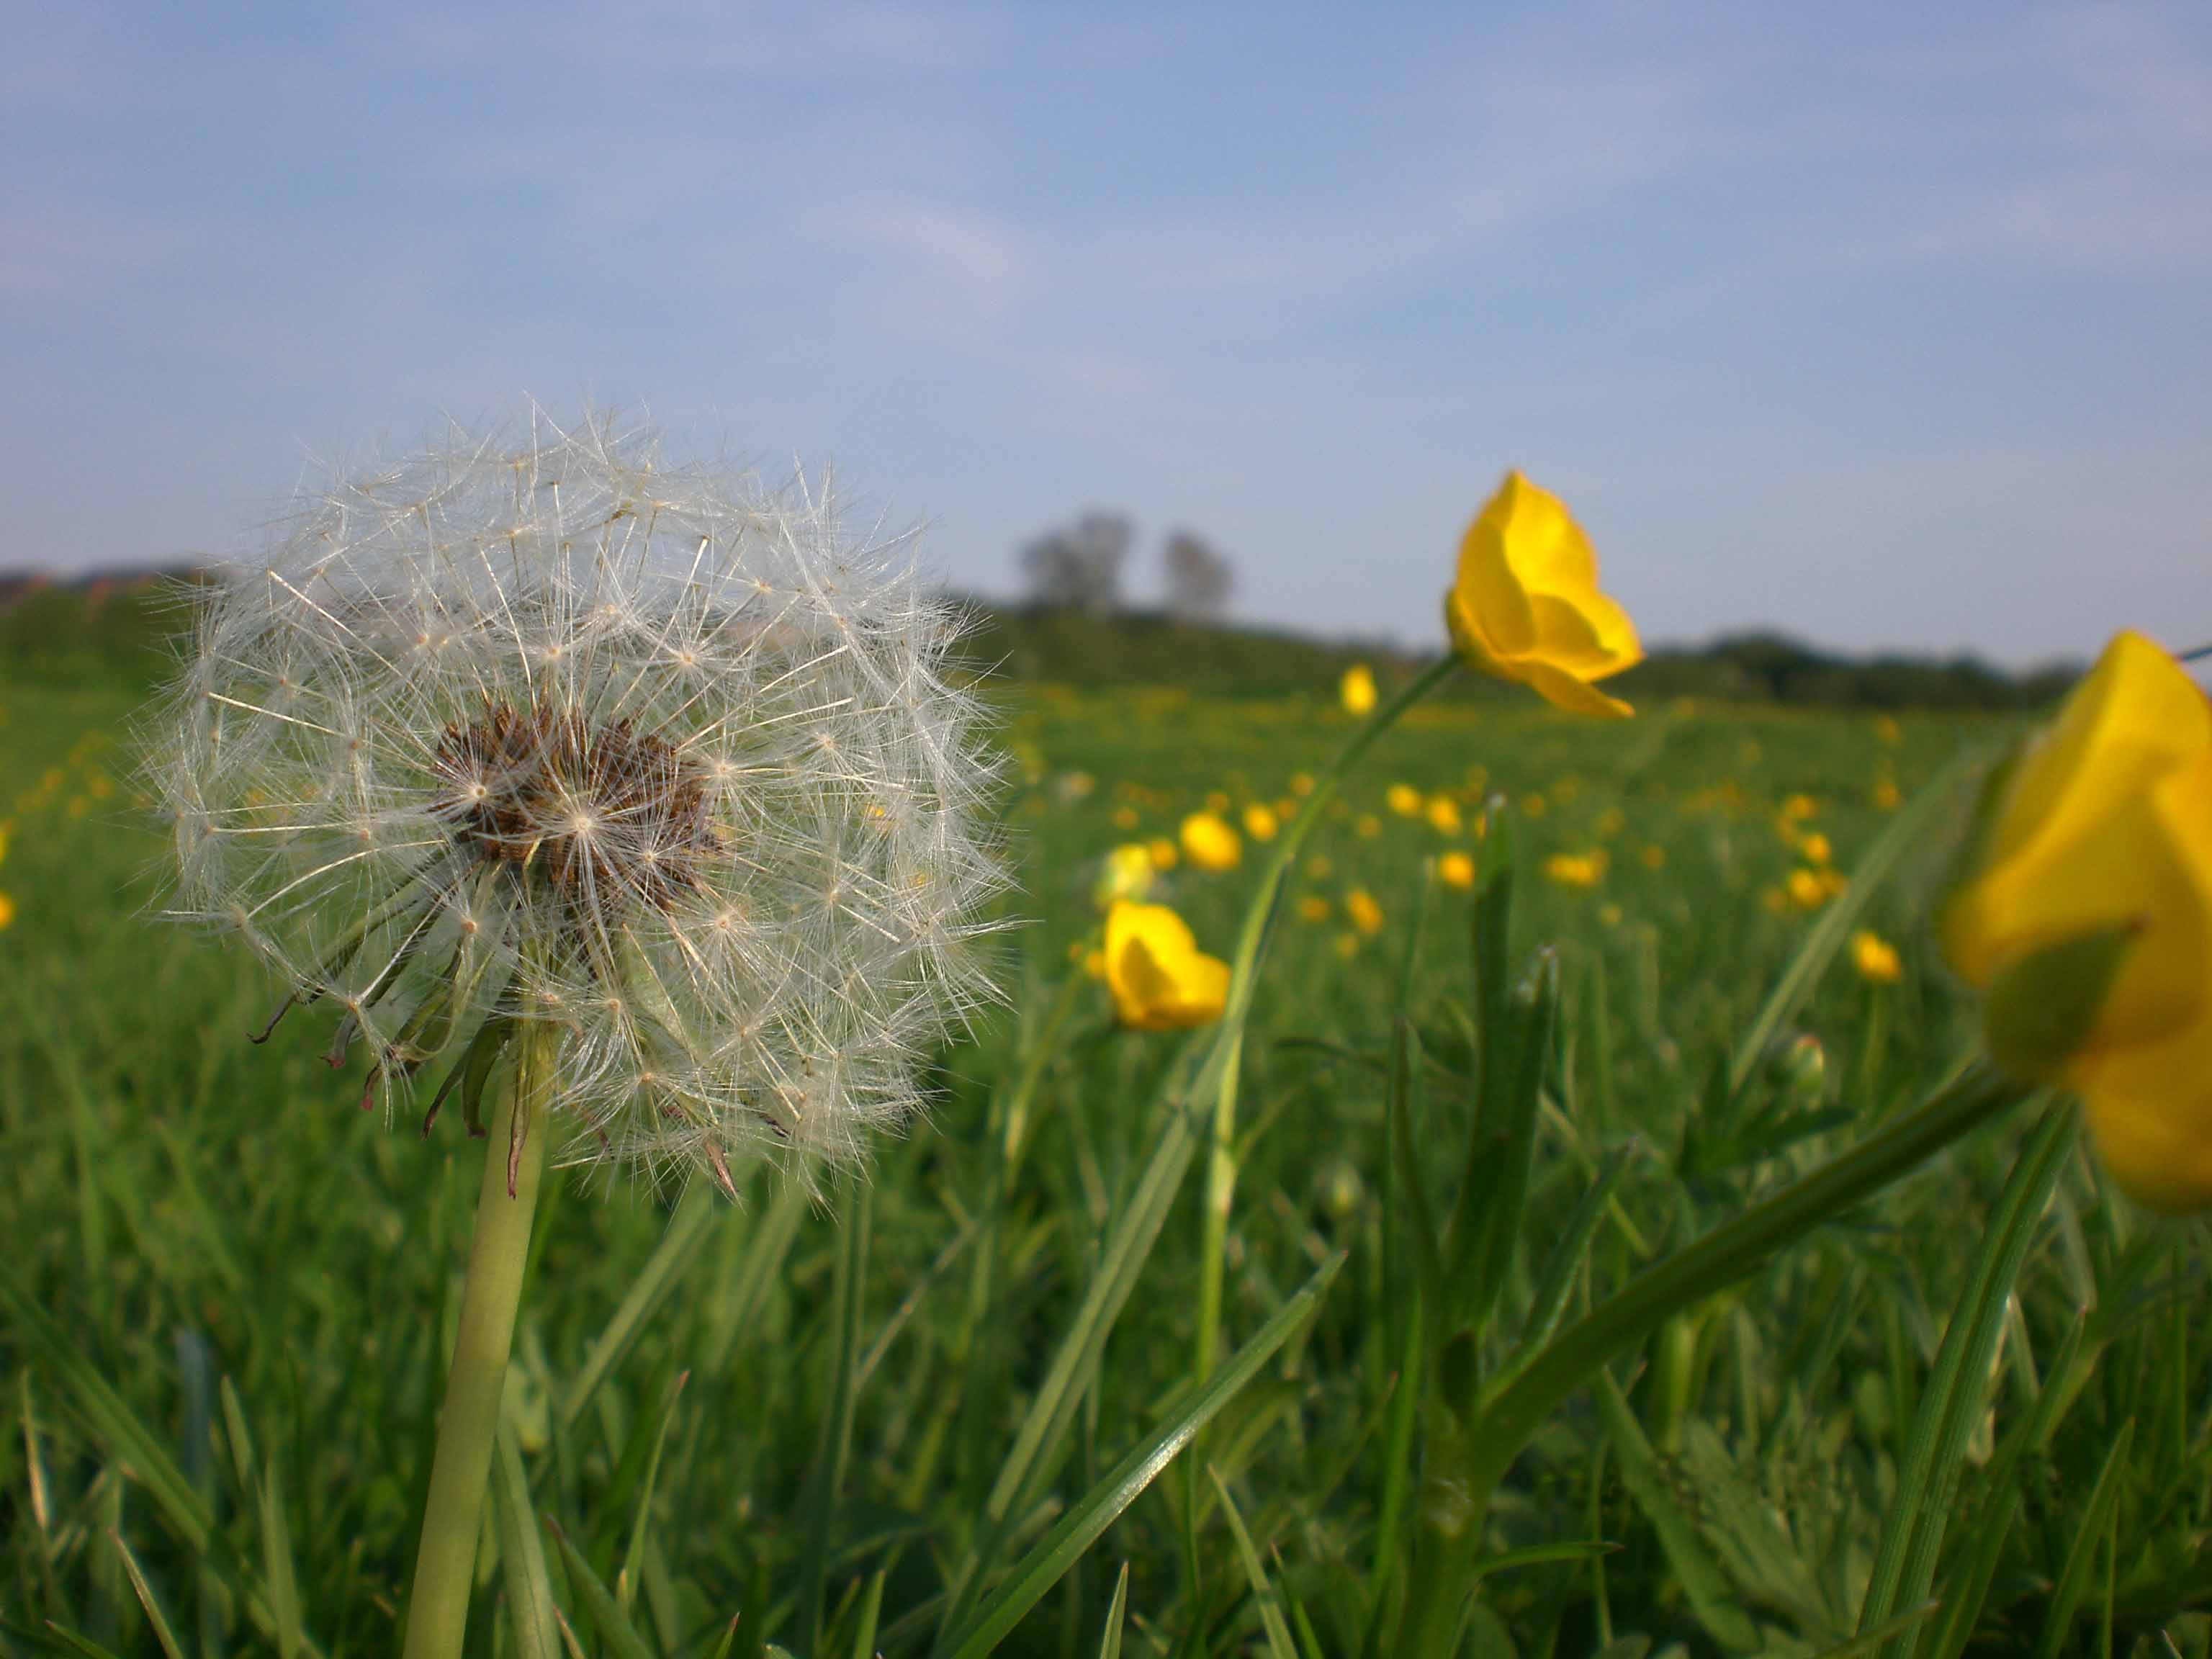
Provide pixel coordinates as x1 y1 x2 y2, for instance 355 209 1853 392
1858 1102 2073 1641
845 1568 887 1659
941 1254 1342 1659
492 1413 562 1659
1208 1467 1298 1659
257 1444 302 1659
2029 1417 2134 1659
547 1519 657 1659
106 1531 187 1659
1727 750 1975 1096
30 1622 127 1659
617 1370 688 1615
559 1191 714 1433
800 1176 873 1658
1095 1562 1129 1659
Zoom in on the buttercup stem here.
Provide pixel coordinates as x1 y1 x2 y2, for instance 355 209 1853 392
1192 655 1461 1382
401 1023 556 1659
1397 1061 2032 1654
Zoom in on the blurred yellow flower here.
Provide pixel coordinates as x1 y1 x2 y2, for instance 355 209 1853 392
1438 850 1476 891
1148 837 1180 872
1543 851 1606 889
1425 796 1463 836
1639 844 1666 871
1444 469 1642 718
1355 813 1382 840
1179 811 1242 871
1242 803 1280 842
1345 887 1385 935
1334 931 1361 960
1874 714 1902 747
1304 854 1334 881
1205 789 1231 814
1598 902 1624 928
1941 631 2212 1211
0 891 14 931
1780 793 1819 823
1873 775 1902 811
1521 793 1547 819
1799 831 1833 866
1386 783 1423 817
1111 804 1141 830
1296 894 1332 923
1340 662 1378 716
1290 772 1316 797
1760 884 1789 916
1104 901 1231 1031
1786 868 1827 909
1850 930 1902 985
1092 842 1157 911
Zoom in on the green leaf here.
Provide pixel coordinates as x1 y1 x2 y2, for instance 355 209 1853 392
107 1531 187 1659
1856 1101 2074 1642
559 1191 714 1432
2030 1417 2134 1659
257 1444 303 1659
1979 922 2137 1082
1095 1562 1130 1659
617 1370 688 1617
547 1519 657 1659
1449 950 1560 1336
800 1176 873 1658
846 1568 887 1659
940 1254 1342 1659
1208 1467 1299 1659
1591 1367 1760 1652
492 1412 562 1659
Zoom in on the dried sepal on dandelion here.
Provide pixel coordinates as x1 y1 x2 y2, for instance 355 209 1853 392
145 413 1008 1191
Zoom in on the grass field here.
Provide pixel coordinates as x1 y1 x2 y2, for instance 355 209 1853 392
4 647 2209 1658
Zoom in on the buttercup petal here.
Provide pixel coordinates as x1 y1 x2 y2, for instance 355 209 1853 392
1516 660 1635 719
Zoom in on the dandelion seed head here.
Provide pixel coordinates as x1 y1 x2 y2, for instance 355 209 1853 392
145 408 1010 1191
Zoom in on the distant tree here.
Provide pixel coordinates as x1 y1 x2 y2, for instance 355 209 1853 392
1017 511 1133 613
1161 529 1233 621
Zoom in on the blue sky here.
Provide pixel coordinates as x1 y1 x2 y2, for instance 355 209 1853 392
6 1 2208 664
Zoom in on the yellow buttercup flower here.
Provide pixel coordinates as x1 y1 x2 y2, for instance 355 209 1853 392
1092 842 1157 911
0 890 14 931
1345 887 1385 936
1296 894 1332 923
1104 901 1231 1031
1543 851 1606 889
1354 813 1382 840
1851 930 1902 985
1424 796 1463 837
1873 775 1902 811
1786 867 1827 909
1179 811 1242 872
1438 850 1476 891
1386 783 1424 818
1799 831 1833 866
1148 837 1179 872
1341 663 1378 717
1444 469 1642 718
1242 803 1280 842
1941 631 2212 1212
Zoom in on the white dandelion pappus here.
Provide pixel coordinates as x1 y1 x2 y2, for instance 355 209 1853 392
147 410 1009 1191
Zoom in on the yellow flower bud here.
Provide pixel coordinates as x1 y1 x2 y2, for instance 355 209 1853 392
1438 850 1476 891
1103 900 1230 1031
1386 783 1423 817
1850 930 1902 985
1424 796 1463 837
1241 803 1280 842
1941 631 2212 1211
1443 470 1642 718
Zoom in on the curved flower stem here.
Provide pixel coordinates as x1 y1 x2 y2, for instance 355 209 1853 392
402 1023 556 1659
1397 1062 2033 1655
1192 655 1460 1382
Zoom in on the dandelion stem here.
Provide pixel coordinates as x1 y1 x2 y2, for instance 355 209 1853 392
401 1023 555 1659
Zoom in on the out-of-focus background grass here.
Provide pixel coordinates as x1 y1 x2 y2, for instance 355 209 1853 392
2 575 2208 1658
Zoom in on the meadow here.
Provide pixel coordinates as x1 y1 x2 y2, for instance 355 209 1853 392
3 631 2209 1658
